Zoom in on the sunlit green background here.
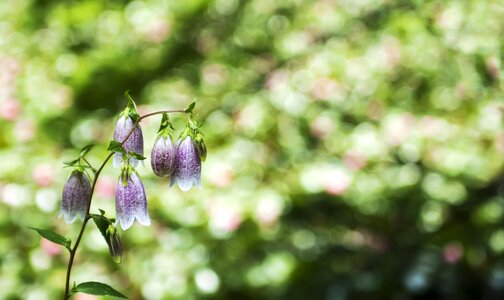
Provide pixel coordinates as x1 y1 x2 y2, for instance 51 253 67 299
0 0 503 299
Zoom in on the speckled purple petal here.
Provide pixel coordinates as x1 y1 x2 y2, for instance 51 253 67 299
171 136 202 191
115 172 150 230
151 136 177 177
113 115 144 167
59 170 91 224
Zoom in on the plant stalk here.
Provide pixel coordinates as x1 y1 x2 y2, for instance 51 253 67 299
63 109 185 299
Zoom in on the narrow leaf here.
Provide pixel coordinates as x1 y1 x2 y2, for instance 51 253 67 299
75 281 127 298
107 141 126 153
157 113 173 134
124 91 140 122
28 227 71 251
80 144 95 157
63 159 79 167
129 152 146 160
184 101 196 113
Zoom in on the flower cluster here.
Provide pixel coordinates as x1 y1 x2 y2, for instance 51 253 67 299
59 98 206 232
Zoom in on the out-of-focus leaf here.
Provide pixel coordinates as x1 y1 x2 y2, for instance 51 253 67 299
73 281 127 298
79 144 95 157
184 101 196 113
63 158 79 167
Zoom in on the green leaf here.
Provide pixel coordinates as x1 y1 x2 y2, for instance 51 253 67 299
80 144 95 157
91 215 109 240
129 152 146 160
187 113 200 130
157 113 174 135
107 140 125 153
73 164 94 171
74 281 127 298
63 158 79 167
28 227 71 251
91 213 122 263
188 118 199 130
128 111 140 123
124 91 140 122
184 101 196 113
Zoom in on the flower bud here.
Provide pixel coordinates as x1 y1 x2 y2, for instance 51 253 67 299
194 133 207 162
151 136 177 177
171 136 202 191
113 115 144 167
106 225 123 263
115 170 150 230
59 170 91 224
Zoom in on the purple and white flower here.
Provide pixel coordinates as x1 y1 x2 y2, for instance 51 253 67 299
115 171 150 230
113 115 144 167
171 136 202 191
59 170 91 224
151 135 177 177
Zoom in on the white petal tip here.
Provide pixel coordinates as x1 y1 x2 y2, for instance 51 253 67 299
177 178 193 192
119 218 134 231
136 213 151 226
137 218 151 226
64 215 77 224
178 183 192 192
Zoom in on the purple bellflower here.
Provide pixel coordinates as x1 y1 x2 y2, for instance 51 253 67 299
171 136 202 191
113 115 144 168
151 135 177 177
60 169 91 224
115 169 150 230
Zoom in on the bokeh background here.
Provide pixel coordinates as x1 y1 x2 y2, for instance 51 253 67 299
0 0 503 299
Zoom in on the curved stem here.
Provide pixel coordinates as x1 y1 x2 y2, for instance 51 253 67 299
63 109 185 299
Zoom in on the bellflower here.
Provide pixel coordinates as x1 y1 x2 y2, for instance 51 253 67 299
113 115 144 167
171 136 202 191
115 170 150 230
151 135 177 177
59 170 91 224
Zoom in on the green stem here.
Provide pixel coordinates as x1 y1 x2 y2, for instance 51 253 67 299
63 109 185 299
81 157 96 173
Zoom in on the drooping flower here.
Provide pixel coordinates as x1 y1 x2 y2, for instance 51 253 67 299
113 115 144 167
171 136 202 191
151 135 177 177
115 170 150 230
59 169 91 224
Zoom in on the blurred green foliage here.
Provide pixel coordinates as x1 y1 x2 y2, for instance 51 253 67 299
0 0 503 299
